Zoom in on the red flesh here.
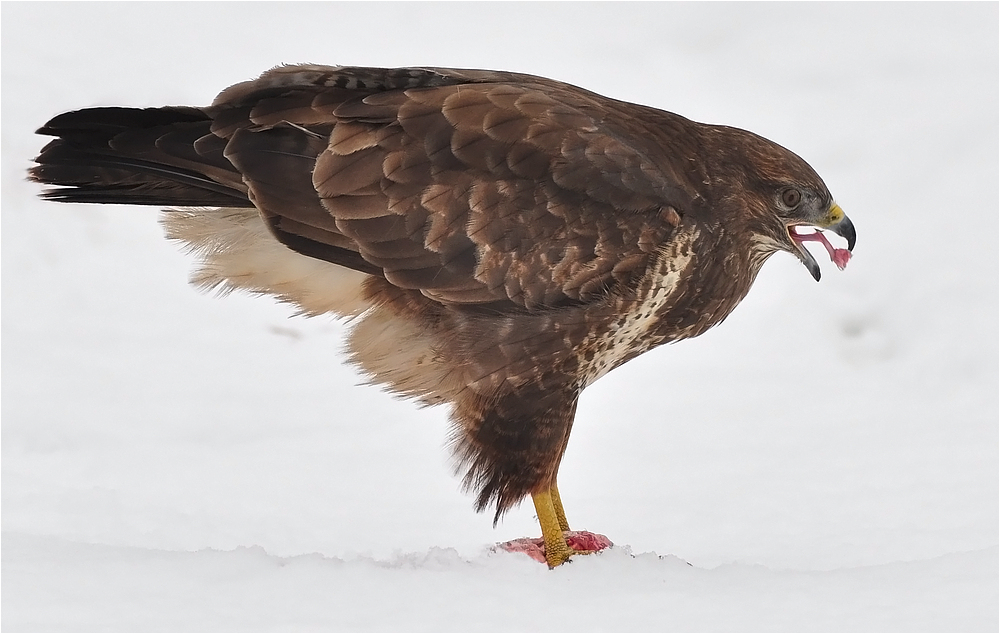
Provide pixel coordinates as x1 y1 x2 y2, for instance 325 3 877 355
496 531 613 563
792 228 852 270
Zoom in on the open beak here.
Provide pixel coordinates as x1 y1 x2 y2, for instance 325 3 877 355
788 204 856 281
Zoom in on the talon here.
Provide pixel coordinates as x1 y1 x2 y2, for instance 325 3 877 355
495 485 613 566
496 530 613 565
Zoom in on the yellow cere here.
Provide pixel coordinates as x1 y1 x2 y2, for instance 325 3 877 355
826 203 845 226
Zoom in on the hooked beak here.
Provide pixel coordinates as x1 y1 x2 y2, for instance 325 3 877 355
788 204 856 281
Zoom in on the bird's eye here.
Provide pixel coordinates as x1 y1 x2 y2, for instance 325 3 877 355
780 188 802 208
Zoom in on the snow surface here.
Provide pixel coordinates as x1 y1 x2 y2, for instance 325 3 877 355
2 3 997 631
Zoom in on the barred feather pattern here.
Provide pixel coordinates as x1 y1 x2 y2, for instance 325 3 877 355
30 64 840 519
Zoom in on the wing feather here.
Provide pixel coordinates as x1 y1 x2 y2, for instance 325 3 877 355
204 65 699 310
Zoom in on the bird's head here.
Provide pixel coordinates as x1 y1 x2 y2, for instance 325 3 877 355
770 182 855 282
705 126 856 281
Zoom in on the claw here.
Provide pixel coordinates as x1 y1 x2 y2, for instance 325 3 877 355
496 531 613 565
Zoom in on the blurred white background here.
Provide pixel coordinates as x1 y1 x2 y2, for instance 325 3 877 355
2 2 996 630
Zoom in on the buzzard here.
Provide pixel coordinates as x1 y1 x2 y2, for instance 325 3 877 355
31 65 855 567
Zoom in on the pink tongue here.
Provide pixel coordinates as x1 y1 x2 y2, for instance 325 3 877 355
793 229 852 270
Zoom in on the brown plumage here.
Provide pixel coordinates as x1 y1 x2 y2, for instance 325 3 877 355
30 65 855 567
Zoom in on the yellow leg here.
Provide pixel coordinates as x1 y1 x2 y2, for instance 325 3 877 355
531 488 573 567
550 482 571 532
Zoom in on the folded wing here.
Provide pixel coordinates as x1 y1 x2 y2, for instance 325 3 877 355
33 65 702 311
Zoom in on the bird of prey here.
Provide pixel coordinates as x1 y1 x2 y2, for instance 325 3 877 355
31 65 855 567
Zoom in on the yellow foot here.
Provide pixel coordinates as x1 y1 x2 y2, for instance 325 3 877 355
496 531 613 566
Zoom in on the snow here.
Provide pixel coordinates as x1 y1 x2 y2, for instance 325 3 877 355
3 534 994 632
2 3 997 631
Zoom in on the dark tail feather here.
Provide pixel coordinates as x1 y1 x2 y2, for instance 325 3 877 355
30 107 251 207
